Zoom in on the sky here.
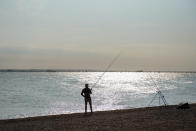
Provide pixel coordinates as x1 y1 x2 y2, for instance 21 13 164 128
0 0 196 71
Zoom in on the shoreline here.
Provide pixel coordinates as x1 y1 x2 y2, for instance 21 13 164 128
1 104 196 131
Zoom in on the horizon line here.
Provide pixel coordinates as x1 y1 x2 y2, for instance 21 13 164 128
0 69 196 73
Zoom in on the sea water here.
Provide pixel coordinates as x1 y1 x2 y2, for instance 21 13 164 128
0 72 196 119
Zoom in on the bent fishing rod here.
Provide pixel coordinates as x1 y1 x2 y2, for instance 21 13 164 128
91 51 122 89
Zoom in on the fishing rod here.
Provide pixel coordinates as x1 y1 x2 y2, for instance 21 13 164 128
91 51 122 89
147 72 168 106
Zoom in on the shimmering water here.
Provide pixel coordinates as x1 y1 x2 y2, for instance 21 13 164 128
0 72 196 119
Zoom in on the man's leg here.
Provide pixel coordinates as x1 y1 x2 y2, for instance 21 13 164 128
85 99 87 113
89 98 93 113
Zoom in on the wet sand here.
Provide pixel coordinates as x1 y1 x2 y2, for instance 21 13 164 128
0 104 196 131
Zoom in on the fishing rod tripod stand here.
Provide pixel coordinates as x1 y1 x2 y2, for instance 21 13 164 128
148 90 168 107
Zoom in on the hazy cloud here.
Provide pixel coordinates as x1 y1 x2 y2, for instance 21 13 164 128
16 0 47 16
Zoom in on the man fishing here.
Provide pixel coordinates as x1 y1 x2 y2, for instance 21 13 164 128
81 83 93 114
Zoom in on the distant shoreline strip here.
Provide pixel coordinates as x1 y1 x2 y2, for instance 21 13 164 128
0 69 195 73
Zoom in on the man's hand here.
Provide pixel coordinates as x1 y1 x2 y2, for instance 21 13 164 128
81 92 85 97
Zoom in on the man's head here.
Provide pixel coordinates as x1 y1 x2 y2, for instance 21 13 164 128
85 84 88 88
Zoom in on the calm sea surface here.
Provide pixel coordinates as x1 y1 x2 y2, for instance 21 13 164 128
0 72 196 119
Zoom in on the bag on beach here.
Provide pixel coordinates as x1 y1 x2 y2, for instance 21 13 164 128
177 102 190 109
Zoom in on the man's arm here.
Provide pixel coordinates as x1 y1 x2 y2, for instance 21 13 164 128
81 90 85 97
90 88 92 94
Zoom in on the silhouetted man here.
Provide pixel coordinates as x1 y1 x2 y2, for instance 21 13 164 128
81 84 93 114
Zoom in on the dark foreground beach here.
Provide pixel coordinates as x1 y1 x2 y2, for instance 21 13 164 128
0 104 196 131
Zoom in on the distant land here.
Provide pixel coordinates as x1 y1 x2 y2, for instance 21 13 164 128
0 69 195 73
